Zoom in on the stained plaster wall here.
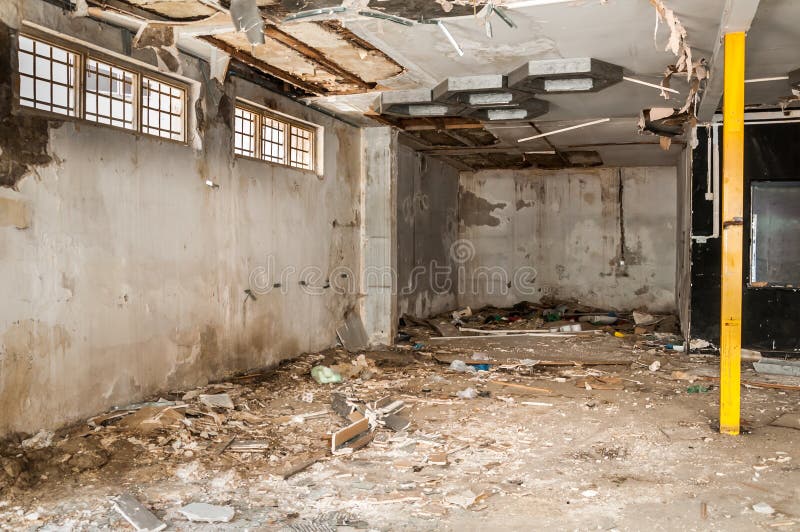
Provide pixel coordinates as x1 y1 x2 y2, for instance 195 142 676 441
458 167 677 312
396 144 459 319
675 146 693 340
0 2 363 436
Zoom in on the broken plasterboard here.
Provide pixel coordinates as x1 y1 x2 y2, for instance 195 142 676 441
336 312 369 351
111 493 166 532
753 358 800 377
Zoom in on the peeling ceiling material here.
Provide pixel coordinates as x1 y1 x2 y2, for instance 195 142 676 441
121 0 218 20
650 0 704 115
639 107 688 137
280 0 484 20
209 22 402 95
113 0 403 96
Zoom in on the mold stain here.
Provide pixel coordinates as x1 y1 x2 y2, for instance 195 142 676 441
460 188 506 227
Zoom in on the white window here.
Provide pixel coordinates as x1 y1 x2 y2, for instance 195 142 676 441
234 102 316 171
234 106 257 158
17 33 187 142
141 77 185 141
261 115 285 163
288 124 313 170
18 35 77 116
84 57 136 129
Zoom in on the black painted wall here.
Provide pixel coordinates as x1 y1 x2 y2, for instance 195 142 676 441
690 121 800 352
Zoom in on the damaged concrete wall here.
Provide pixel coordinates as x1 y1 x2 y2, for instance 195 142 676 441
675 145 693 340
396 144 459 319
360 127 396 346
0 3 362 436
458 167 677 312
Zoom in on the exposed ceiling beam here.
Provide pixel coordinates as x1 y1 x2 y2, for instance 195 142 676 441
86 0 172 22
363 113 485 131
262 24 374 90
697 0 762 121
417 145 522 156
202 35 324 95
438 128 478 147
526 121 569 166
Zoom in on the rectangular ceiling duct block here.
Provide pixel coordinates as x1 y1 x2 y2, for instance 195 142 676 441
378 89 464 117
432 74 534 106
466 98 549 122
507 57 623 94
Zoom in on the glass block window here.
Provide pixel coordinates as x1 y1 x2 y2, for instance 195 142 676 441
141 77 185 141
17 35 77 116
84 58 136 129
234 107 257 157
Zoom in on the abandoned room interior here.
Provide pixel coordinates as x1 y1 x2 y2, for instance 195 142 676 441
1 0 800 528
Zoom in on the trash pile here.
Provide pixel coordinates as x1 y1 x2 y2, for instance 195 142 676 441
398 300 682 345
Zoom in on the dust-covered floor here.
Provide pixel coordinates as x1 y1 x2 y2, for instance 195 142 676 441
1 322 799 531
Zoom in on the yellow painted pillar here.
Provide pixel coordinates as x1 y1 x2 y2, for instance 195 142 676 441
720 32 746 436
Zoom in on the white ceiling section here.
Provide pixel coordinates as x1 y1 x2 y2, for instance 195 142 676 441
305 0 800 167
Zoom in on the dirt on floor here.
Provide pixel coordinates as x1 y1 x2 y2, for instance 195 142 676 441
1 308 799 531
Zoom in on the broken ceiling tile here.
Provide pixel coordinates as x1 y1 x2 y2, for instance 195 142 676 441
507 57 623 94
638 107 689 137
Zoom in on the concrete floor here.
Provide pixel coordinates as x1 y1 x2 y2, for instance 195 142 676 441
1 333 798 530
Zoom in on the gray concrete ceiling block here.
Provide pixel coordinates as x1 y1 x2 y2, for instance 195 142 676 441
507 58 623 94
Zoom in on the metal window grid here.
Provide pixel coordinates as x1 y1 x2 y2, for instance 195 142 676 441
261 116 285 163
84 57 136 129
141 76 185 141
289 125 313 170
18 35 77 117
234 106 257 158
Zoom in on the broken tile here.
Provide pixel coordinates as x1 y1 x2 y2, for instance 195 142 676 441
111 493 166 532
179 502 235 523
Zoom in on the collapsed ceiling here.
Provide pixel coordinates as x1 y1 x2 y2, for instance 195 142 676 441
80 0 800 170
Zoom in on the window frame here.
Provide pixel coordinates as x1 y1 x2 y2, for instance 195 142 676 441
233 100 318 173
15 28 189 145
139 74 188 142
233 104 262 161
748 180 800 289
16 33 82 119
82 55 139 131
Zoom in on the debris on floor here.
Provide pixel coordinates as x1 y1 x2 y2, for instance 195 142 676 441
0 302 798 530
111 493 166 532
178 502 235 523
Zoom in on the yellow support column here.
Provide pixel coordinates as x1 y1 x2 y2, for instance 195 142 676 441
720 32 746 436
